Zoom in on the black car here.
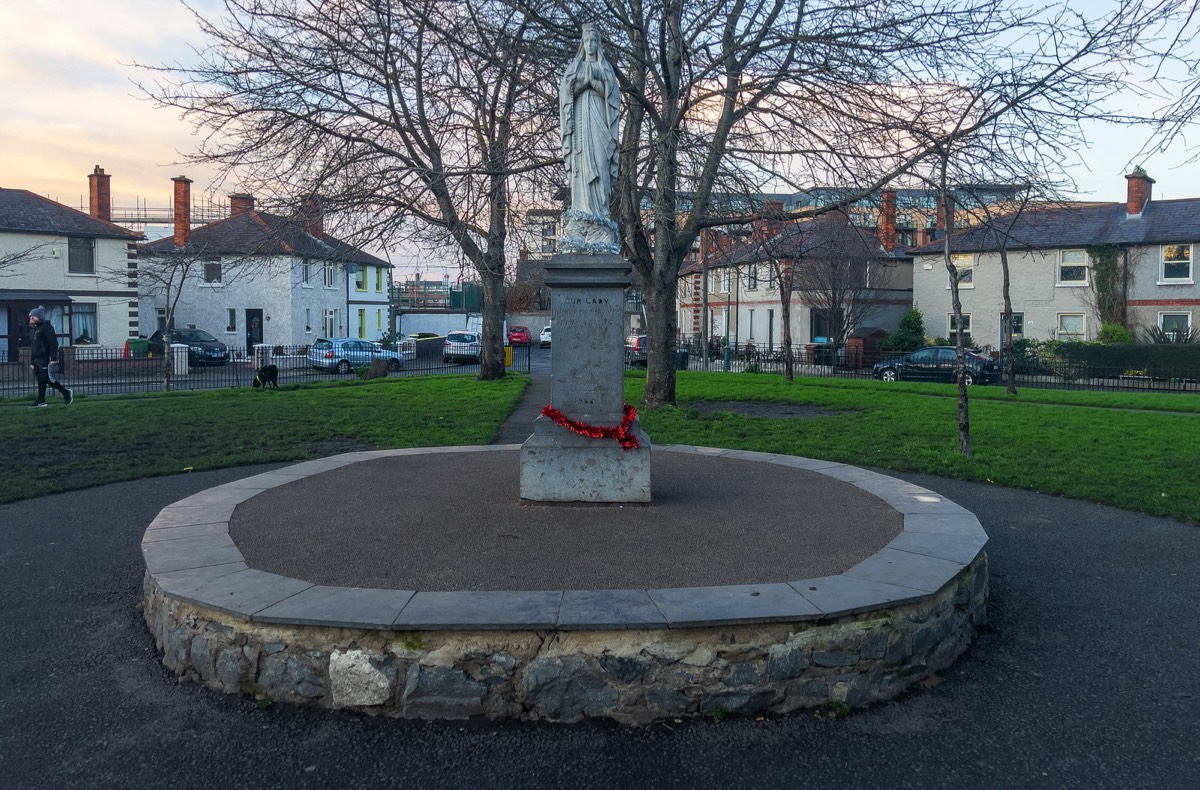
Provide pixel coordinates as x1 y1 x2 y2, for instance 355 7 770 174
873 346 999 385
147 328 231 366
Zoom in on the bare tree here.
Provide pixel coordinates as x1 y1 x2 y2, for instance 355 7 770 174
508 0 1184 407
141 0 561 380
0 242 54 274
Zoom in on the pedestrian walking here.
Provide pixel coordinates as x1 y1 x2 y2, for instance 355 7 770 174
28 306 72 407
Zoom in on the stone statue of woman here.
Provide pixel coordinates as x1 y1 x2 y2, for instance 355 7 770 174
559 23 621 254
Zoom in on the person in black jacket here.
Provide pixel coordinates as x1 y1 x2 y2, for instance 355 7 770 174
28 306 72 407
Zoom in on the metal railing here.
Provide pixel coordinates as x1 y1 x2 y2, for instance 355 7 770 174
666 340 1200 393
1 340 531 401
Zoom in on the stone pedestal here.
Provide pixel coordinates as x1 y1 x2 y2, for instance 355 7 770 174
520 253 651 502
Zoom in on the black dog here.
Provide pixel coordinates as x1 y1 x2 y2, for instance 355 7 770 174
252 364 279 390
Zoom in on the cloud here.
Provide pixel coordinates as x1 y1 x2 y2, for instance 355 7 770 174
0 0 224 204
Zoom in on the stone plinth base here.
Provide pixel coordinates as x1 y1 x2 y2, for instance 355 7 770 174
519 415 651 502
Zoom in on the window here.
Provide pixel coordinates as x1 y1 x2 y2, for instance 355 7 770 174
999 312 1024 341
226 309 237 333
72 303 97 344
1160 312 1192 341
301 260 312 286
542 237 557 254
950 254 974 287
1161 244 1192 283
305 308 312 333
722 269 732 293
1058 249 1088 285
323 308 338 336
354 267 367 291
709 270 719 293
1057 313 1085 341
203 261 222 284
357 309 366 338
948 313 972 335
323 263 336 288
67 237 95 274
375 267 384 292
748 264 758 290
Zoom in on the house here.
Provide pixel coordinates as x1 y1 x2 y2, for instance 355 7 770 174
139 178 390 355
678 204 914 354
0 166 143 363
911 168 1199 347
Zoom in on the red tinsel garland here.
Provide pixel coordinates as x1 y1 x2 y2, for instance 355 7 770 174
541 403 640 450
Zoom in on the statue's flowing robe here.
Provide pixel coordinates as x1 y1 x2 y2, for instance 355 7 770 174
559 55 620 221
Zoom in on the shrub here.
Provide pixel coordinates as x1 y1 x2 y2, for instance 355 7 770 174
1097 323 1135 343
882 308 925 353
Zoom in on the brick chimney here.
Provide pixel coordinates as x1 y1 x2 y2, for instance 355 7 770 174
172 176 192 248
88 165 112 223
1125 166 1154 216
879 189 897 252
753 200 785 243
304 195 324 239
229 193 255 217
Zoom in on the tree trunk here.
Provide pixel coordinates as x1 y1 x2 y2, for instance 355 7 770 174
642 267 679 409
777 261 796 379
999 247 1017 395
479 260 507 381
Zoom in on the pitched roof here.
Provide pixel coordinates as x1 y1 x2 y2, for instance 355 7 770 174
0 188 142 240
913 197 1200 255
688 213 911 275
140 210 388 267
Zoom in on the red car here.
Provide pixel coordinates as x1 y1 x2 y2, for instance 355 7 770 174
507 325 532 346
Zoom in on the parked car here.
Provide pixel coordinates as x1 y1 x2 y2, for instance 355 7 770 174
308 338 405 374
873 346 999 385
625 334 648 366
539 326 552 348
147 328 230 366
443 330 482 363
507 325 532 346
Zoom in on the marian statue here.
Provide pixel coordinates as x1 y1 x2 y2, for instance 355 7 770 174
559 23 621 254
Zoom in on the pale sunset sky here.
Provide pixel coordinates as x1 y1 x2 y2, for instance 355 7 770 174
2 1 1197 260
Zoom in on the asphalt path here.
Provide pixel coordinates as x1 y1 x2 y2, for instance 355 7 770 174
2 402 1198 787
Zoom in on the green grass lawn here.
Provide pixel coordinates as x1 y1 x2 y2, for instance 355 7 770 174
0 375 527 504
3 369 1197 525
630 371 1200 525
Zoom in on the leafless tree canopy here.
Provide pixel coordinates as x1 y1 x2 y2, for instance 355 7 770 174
509 0 1187 406
142 0 564 378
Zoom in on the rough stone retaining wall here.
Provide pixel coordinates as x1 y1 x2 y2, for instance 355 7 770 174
143 554 986 724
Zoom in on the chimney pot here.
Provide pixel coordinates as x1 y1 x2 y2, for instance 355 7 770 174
172 176 193 248
88 165 112 223
1125 167 1154 216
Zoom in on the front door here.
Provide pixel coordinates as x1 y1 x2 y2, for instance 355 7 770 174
245 309 264 355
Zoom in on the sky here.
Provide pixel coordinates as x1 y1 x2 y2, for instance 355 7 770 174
2 1 1198 275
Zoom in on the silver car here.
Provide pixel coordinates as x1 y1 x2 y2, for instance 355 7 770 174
308 338 405 374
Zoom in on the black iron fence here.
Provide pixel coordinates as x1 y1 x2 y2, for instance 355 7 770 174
1 340 531 401
667 339 1200 393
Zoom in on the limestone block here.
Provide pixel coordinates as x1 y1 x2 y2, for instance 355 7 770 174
329 649 396 707
520 420 651 502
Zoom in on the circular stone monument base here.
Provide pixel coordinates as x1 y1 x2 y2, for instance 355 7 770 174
141 445 989 724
